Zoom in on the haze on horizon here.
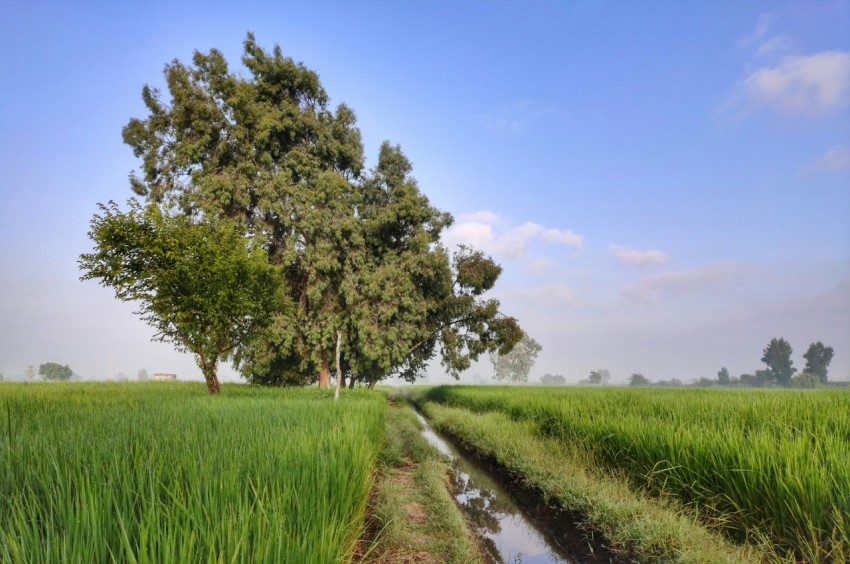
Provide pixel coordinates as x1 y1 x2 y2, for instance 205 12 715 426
1 1 848 384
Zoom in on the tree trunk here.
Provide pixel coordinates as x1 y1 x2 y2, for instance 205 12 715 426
318 354 331 389
199 354 221 395
348 377 356 389
334 331 342 401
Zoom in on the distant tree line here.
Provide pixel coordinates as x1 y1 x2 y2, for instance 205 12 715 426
624 338 835 388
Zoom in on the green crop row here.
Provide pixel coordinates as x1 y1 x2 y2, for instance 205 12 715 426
424 386 850 561
0 382 385 563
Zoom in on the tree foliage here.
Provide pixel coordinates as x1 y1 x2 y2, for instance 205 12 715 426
803 341 834 384
588 369 610 385
540 373 566 386
761 337 796 386
628 373 650 386
490 334 541 383
39 362 73 381
79 201 285 394
717 366 730 386
118 34 521 389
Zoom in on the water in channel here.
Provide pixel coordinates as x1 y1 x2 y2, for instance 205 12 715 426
415 411 582 564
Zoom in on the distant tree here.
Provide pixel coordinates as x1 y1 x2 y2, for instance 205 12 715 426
24 365 36 381
803 342 834 384
656 378 683 387
754 369 774 387
540 373 566 386
717 367 730 386
588 369 610 385
628 373 650 386
694 377 716 388
39 362 73 381
761 338 796 386
490 334 542 383
792 372 821 389
137 368 148 381
0 373 4 382
79 201 285 395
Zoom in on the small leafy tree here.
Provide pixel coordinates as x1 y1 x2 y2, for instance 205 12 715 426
628 373 650 386
761 338 795 386
39 362 73 381
490 334 541 383
80 201 285 395
803 342 834 384
137 368 148 381
717 366 730 386
540 373 566 386
588 369 610 385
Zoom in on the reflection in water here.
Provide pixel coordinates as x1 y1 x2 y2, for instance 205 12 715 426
416 412 576 564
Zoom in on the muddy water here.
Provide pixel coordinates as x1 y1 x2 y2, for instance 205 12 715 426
415 412 583 564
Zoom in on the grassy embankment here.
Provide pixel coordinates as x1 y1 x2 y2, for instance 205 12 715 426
419 386 849 562
358 394 483 563
1 382 383 563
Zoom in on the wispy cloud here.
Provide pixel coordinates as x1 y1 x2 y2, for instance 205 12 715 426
477 114 528 133
726 50 850 117
444 211 583 259
798 145 850 174
620 263 739 303
476 100 567 133
504 284 578 307
738 13 777 47
609 245 669 268
754 35 794 58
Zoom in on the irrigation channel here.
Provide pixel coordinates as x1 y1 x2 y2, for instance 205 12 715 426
414 412 612 564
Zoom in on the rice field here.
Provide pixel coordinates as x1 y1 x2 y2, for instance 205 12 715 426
423 385 850 561
0 382 384 563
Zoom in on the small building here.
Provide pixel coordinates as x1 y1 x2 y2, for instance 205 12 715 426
152 373 177 381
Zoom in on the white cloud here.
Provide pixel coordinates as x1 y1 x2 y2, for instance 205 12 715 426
620 263 738 303
729 50 850 117
443 212 583 259
458 210 502 225
504 284 578 307
609 245 669 268
754 35 793 58
799 145 850 174
541 228 583 250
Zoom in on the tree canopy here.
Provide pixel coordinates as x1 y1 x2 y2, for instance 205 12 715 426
39 362 73 381
761 337 796 386
490 334 541 383
101 33 521 390
79 201 284 394
803 341 834 384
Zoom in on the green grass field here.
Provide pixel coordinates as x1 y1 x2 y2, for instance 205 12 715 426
423 385 850 561
0 382 384 563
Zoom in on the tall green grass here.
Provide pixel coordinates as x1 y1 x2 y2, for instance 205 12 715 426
1 382 384 563
425 386 850 561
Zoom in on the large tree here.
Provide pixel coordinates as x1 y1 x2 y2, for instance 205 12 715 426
803 342 834 384
121 34 520 388
79 201 284 394
490 334 541 383
39 362 73 381
761 337 796 386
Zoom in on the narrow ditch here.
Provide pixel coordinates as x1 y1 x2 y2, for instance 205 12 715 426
414 411 618 564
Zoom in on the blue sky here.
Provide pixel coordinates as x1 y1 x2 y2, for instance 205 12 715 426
1 1 848 383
